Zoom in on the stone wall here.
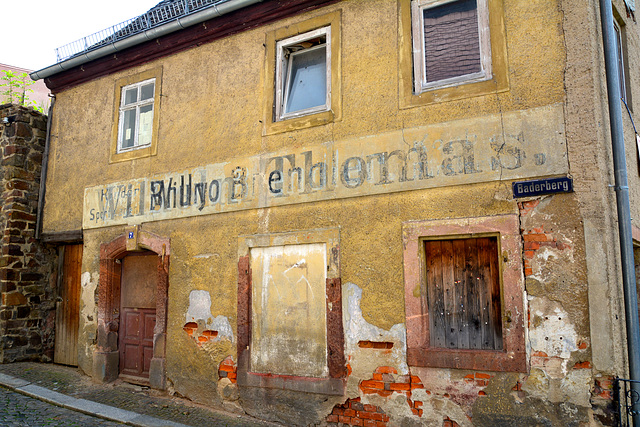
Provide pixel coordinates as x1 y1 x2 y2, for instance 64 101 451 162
0 104 57 363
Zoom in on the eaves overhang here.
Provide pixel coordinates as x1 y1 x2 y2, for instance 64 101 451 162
33 0 340 93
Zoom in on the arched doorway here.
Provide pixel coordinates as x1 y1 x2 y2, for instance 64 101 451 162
93 227 169 390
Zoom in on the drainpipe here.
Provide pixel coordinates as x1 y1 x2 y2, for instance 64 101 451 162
599 0 640 424
29 0 263 81
35 95 54 240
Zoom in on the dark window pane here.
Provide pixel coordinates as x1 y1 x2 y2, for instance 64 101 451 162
121 109 136 149
423 0 481 82
124 87 138 105
141 83 155 101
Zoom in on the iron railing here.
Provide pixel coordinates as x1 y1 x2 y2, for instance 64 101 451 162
615 377 640 426
54 0 233 63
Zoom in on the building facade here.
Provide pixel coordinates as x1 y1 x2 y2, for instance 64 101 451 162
30 0 640 425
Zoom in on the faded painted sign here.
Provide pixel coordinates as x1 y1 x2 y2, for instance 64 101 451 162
83 104 568 229
250 243 328 377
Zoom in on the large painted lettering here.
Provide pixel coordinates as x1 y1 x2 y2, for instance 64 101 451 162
84 104 568 229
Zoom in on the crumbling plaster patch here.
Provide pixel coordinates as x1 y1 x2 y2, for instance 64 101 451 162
529 302 578 360
80 271 99 360
343 282 408 385
185 289 234 343
183 289 235 365
364 389 471 427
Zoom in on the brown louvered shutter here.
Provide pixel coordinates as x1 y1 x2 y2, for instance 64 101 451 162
424 236 503 350
423 0 482 83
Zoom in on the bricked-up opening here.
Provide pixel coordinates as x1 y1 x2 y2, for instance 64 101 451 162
423 0 481 82
237 229 346 395
424 236 502 350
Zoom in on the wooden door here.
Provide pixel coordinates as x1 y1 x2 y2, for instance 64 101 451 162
119 252 157 381
54 244 83 366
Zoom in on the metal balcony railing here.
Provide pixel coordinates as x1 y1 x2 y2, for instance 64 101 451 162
54 0 233 63
614 377 640 426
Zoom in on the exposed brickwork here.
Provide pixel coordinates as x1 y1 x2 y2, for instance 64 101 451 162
357 341 393 349
442 416 460 427
328 367 477 424
463 371 494 393
0 104 57 363
218 356 237 384
326 397 389 426
518 200 571 277
183 322 219 345
593 376 614 400
326 366 499 425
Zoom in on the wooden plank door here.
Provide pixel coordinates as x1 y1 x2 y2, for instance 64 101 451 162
54 244 83 366
119 252 157 381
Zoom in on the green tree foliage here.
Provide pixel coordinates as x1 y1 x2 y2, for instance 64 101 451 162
0 70 44 113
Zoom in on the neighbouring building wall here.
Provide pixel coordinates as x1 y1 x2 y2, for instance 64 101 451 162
0 64 51 112
37 0 637 425
0 104 57 363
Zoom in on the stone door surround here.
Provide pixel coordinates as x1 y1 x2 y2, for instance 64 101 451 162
93 227 170 389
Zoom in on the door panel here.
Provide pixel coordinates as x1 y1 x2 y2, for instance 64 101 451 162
54 244 83 366
119 252 157 380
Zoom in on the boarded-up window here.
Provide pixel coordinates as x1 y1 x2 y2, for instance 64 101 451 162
237 228 346 394
403 216 526 372
424 236 502 350
411 0 491 93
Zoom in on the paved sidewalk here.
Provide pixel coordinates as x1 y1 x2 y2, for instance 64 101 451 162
0 362 279 427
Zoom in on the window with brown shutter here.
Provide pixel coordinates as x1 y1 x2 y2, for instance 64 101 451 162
402 215 527 373
411 0 492 93
423 236 502 351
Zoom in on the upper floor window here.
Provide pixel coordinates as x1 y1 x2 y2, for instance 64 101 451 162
275 27 331 121
411 0 492 93
110 67 161 163
262 11 341 135
118 78 155 152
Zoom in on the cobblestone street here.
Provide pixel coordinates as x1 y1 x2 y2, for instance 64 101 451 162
0 385 124 426
0 363 280 427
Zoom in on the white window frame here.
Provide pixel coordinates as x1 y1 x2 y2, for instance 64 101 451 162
411 0 492 94
275 27 331 121
117 78 156 153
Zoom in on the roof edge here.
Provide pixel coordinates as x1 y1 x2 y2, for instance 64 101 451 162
30 0 263 81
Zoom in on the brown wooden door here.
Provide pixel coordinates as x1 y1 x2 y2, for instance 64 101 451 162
54 244 83 366
119 252 157 381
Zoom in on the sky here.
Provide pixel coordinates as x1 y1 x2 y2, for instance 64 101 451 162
2 0 159 72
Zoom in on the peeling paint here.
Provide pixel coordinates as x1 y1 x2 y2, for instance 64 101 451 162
343 282 408 375
185 290 234 342
80 272 98 322
528 299 578 376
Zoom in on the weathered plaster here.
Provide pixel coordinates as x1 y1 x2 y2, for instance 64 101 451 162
528 300 578 375
79 271 99 371
185 289 234 343
343 282 408 396
37 0 636 423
